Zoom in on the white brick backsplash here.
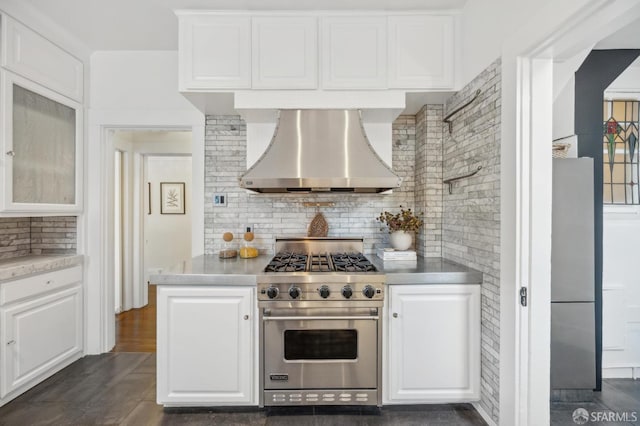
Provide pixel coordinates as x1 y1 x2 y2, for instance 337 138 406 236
0 216 77 258
204 115 416 255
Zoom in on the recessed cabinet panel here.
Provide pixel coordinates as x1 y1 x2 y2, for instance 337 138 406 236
252 17 317 89
388 15 455 89
1 285 82 397
386 284 480 403
321 17 387 89
12 85 76 205
179 15 251 89
3 16 83 102
157 286 254 405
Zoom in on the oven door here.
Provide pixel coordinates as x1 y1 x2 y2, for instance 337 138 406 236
262 307 379 390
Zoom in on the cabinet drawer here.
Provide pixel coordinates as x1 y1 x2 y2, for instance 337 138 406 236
0 266 82 305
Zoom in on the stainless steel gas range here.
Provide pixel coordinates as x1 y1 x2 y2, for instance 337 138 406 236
258 237 384 407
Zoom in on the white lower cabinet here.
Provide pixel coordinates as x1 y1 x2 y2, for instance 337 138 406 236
385 284 480 403
157 286 255 406
0 266 83 402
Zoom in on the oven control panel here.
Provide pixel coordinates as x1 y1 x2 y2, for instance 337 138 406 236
258 283 383 301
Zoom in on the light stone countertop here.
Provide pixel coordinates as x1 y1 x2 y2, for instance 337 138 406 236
150 255 482 286
0 254 84 282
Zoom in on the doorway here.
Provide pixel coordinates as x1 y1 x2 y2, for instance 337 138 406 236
110 130 192 353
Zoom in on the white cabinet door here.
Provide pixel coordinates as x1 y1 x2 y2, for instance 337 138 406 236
178 15 251 90
321 17 387 89
1 71 83 213
2 15 83 102
157 286 254 405
252 17 317 89
388 15 455 89
1 285 83 397
386 284 480 403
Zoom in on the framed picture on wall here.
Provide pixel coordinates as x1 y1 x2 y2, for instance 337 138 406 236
160 182 185 214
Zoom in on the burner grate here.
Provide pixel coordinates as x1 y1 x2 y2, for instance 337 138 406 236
265 252 308 272
309 253 332 272
265 251 376 273
331 252 377 272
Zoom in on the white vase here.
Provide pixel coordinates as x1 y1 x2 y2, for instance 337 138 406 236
389 230 412 251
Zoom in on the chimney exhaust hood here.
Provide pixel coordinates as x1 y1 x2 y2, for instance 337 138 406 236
239 109 402 193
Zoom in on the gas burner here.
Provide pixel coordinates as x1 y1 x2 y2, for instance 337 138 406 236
331 252 377 272
265 252 308 272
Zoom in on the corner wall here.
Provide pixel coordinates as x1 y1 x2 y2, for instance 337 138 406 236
442 59 502 423
415 105 443 257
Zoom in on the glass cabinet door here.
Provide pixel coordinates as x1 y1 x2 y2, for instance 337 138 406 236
3 72 82 212
12 84 76 205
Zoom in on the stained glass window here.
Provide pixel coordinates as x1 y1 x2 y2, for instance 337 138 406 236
603 100 640 204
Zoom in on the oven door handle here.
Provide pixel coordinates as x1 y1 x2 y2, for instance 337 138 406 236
262 315 379 321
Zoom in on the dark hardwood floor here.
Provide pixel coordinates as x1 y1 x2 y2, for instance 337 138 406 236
112 285 157 353
0 352 489 425
2 282 637 425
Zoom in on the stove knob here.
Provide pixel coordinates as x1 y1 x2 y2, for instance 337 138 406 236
266 286 279 299
341 286 353 299
362 285 376 299
289 286 301 299
319 285 330 299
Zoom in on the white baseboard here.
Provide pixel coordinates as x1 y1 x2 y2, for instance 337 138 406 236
472 402 497 426
603 366 639 379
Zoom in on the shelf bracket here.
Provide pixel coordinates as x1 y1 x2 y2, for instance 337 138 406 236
443 165 483 194
442 89 481 134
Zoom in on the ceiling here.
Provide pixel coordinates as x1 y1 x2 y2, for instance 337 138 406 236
23 0 467 51
595 16 640 49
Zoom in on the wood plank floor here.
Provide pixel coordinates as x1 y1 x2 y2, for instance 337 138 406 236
112 285 156 353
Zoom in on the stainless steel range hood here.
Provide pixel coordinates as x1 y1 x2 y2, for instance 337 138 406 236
239 109 402 193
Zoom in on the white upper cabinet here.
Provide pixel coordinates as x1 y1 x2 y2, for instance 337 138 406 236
1 72 83 213
321 16 387 89
178 14 251 90
252 17 317 89
1 16 83 102
176 12 458 91
388 15 455 89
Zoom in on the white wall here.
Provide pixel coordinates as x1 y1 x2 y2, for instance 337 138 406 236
460 0 555 86
601 60 640 379
603 208 640 378
87 50 204 353
605 58 640 96
90 51 195 111
145 156 192 280
552 49 593 145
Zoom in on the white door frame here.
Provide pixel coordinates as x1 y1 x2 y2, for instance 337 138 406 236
85 109 204 354
502 1 640 425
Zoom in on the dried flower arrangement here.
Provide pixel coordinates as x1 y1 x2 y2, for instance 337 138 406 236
376 206 424 233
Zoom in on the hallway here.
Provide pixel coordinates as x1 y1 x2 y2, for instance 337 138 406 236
112 285 157 353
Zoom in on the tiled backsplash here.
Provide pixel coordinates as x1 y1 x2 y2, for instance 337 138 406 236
415 105 444 257
204 115 416 255
442 59 501 423
0 216 77 259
